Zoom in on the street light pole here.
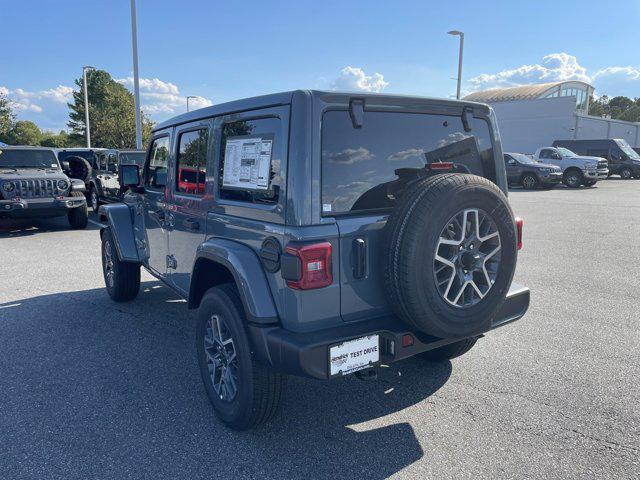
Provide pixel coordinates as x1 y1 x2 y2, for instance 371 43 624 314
82 66 94 148
447 30 464 100
130 0 142 149
186 96 197 112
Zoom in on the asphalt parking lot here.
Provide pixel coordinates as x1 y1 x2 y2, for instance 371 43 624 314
0 180 638 480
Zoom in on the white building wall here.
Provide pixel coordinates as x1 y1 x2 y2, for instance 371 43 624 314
488 97 640 153
490 97 576 154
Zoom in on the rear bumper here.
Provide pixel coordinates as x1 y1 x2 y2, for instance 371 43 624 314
248 283 530 380
0 196 85 218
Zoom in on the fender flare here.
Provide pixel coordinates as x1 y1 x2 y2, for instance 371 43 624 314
98 203 140 263
189 239 279 324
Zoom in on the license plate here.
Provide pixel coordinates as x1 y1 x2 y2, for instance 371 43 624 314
329 334 379 376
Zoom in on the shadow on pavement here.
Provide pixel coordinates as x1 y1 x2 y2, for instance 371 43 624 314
0 281 451 479
0 215 101 237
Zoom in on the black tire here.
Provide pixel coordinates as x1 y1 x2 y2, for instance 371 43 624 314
419 338 478 361
620 168 633 179
521 173 538 190
196 284 286 430
90 185 102 211
384 174 518 338
584 180 597 187
101 228 140 302
65 156 92 183
67 191 88 229
563 169 583 188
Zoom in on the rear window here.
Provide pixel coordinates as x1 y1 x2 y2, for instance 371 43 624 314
321 110 495 215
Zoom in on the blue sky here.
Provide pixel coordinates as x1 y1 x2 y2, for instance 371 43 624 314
1 0 639 131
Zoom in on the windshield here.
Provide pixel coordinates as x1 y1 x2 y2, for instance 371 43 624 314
614 139 640 160
119 151 146 166
509 153 538 165
0 149 59 168
556 147 577 157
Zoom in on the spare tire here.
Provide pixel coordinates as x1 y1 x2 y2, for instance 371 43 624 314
384 173 517 338
64 156 92 183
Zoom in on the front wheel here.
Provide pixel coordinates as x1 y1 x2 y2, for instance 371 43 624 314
563 170 583 188
90 186 102 211
196 284 286 430
620 168 633 179
419 337 478 361
101 228 140 301
521 174 538 190
67 192 88 229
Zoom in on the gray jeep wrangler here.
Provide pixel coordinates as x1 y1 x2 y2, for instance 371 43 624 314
99 91 529 430
0 146 88 228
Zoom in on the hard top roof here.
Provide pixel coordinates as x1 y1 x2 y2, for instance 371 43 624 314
154 90 488 132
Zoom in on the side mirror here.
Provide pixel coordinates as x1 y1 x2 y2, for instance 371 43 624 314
118 164 143 193
61 161 70 171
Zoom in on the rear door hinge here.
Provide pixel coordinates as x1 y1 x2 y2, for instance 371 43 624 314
166 254 177 270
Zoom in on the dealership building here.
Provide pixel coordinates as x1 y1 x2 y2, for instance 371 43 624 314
464 81 640 154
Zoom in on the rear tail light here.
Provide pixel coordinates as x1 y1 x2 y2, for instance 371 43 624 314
283 242 333 290
515 217 524 250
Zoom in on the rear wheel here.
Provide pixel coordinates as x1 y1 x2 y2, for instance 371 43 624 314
419 337 478 361
67 192 88 229
521 173 538 190
196 284 286 430
620 168 633 179
563 169 583 188
101 228 140 302
584 180 596 187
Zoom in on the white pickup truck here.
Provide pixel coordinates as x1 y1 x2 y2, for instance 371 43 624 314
533 147 609 188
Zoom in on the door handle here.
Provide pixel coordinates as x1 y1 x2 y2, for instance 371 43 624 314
183 218 200 231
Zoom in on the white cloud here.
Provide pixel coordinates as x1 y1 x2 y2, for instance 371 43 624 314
324 147 374 164
0 84 73 114
466 53 640 98
388 148 424 162
117 77 212 116
331 66 389 93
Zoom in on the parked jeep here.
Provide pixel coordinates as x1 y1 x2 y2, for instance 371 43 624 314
533 146 608 187
88 149 146 211
99 91 530 429
0 146 88 228
504 152 563 189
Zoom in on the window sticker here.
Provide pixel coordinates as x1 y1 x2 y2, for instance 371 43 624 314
222 137 273 191
322 203 332 213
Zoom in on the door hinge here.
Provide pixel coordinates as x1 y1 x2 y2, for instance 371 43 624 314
166 254 177 270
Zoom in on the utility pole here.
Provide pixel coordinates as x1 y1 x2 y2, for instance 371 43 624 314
447 30 465 100
186 96 197 112
82 66 94 148
130 0 142 149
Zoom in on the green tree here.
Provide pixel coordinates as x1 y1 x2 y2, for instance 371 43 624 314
67 69 154 148
6 120 42 146
0 92 16 143
40 130 70 148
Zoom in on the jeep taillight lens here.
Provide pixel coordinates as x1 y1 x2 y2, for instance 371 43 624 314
284 242 333 290
515 217 524 250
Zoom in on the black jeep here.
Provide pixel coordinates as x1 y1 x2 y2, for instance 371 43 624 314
0 146 88 228
99 91 529 429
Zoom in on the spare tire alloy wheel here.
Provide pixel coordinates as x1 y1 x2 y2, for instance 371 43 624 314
204 314 239 402
434 208 501 308
384 174 517 339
